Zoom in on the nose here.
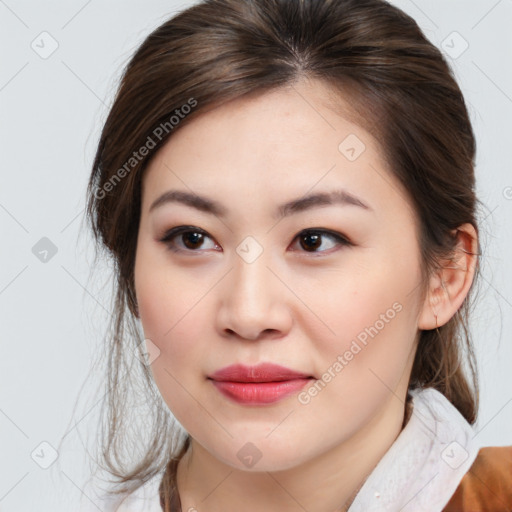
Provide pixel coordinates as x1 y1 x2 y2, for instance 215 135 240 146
216 252 292 341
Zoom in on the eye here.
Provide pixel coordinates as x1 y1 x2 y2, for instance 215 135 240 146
158 226 219 254
289 229 352 254
159 226 352 256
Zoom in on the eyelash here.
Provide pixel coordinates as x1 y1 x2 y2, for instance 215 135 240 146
158 225 353 256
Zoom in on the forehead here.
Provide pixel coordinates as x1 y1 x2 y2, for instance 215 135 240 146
140 79 411 219
148 79 377 162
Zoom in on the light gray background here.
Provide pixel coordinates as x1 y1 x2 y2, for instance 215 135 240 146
1 0 511 510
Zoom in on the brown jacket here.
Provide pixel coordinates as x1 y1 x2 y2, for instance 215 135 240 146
443 446 512 511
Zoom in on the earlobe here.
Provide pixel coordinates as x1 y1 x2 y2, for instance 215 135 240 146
417 223 478 331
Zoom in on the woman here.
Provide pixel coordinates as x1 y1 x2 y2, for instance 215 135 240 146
83 0 512 510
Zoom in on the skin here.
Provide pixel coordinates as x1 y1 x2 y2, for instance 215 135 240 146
133 77 477 512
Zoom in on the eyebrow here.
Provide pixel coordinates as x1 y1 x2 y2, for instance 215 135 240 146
148 188 372 219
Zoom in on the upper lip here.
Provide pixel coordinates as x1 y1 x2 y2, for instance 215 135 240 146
209 363 312 383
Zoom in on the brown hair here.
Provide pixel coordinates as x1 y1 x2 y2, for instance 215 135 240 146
84 0 482 509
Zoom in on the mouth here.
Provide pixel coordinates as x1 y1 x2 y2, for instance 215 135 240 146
208 363 314 405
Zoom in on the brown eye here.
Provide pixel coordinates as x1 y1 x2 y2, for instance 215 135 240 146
159 226 352 256
159 226 219 254
300 232 322 251
181 231 205 250
291 229 352 254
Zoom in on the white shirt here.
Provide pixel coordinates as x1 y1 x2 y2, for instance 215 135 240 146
82 387 480 512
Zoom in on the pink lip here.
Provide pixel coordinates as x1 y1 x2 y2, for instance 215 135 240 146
208 363 313 405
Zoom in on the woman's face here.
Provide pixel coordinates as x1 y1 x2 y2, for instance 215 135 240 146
134 79 428 471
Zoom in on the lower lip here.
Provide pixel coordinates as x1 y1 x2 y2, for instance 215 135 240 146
210 378 312 405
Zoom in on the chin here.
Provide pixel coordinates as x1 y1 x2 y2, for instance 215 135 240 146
209 436 313 473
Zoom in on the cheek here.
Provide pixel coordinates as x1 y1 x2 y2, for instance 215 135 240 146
135 265 212 427
297 291 418 437
299 251 421 388
134 250 211 372
303 260 416 343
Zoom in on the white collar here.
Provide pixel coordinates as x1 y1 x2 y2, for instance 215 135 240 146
348 387 481 512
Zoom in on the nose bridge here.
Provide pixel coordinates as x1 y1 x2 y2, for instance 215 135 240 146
217 237 290 339
230 239 275 309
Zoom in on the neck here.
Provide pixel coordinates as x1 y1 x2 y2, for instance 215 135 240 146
175 394 409 512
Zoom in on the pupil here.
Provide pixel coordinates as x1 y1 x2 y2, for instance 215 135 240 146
183 232 203 249
302 233 320 251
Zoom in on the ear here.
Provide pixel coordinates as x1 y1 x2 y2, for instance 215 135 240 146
418 223 478 330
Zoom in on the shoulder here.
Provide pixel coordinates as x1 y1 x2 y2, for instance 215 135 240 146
443 445 512 511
